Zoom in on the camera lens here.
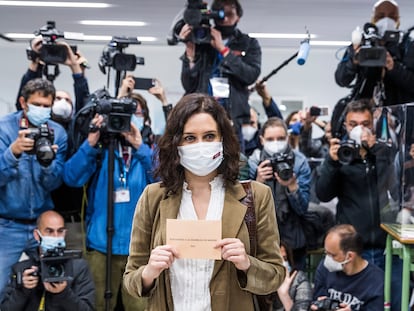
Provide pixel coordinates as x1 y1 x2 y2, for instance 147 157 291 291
36 137 55 167
337 143 358 165
47 263 65 278
276 163 293 181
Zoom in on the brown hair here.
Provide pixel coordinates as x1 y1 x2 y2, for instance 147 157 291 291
130 93 151 125
260 116 288 136
154 93 240 194
327 224 364 255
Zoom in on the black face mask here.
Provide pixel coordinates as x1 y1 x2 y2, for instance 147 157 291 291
214 24 237 38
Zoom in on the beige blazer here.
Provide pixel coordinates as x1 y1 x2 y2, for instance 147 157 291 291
123 180 285 311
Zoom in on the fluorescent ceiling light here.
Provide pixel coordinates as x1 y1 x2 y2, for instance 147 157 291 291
0 1 111 8
5 33 157 42
310 41 350 46
80 20 147 27
249 33 317 39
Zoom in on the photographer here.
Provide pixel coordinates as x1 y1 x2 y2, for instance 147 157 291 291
248 117 311 270
178 0 261 153
310 224 384 311
334 0 414 107
63 97 153 310
0 210 95 311
315 98 402 310
0 78 67 301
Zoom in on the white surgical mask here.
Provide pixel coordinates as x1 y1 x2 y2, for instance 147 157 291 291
178 141 224 176
263 140 288 155
323 254 349 272
375 17 397 37
52 98 73 120
349 125 363 145
26 104 51 126
36 230 66 254
242 125 257 142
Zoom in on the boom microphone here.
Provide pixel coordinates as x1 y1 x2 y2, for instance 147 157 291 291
297 39 310 65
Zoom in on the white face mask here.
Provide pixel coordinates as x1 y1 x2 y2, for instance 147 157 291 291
242 125 257 142
323 254 350 272
52 98 73 120
178 142 224 176
283 260 292 273
263 140 288 155
349 125 363 145
375 17 397 36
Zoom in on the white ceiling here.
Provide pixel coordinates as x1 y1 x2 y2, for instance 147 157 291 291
1 0 414 49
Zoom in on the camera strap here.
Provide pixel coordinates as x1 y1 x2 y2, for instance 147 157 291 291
19 115 30 129
37 290 46 311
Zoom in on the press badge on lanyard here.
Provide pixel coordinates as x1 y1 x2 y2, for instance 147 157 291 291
210 77 230 98
114 146 131 203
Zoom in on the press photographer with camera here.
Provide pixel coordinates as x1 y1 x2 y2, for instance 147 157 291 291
0 210 95 311
315 98 402 310
310 224 384 311
334 0 414 108
178 0 261 153
0 78 67 301
63 93 153 310
248 117 311 270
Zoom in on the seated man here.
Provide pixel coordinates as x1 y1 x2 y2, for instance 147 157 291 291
0 210 95 311
311 224 384 311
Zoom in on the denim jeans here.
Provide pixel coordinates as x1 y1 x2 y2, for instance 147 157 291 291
362 248 403 311
0 218 38 301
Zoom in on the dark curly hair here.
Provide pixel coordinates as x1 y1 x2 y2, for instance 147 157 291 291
21 78 55 102
154 93 240 194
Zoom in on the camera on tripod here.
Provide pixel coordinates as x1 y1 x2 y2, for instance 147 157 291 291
30 247 82 283
86 88 138 134
27 21 81 64
337 139 360 165
270 151 295 181
170 0 224 45
25 124 55 167
98 36 145 73
357 22 400 67
311 298 341 311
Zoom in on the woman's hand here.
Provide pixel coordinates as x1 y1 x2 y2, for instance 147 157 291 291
215 238 250 271
142 245 178 289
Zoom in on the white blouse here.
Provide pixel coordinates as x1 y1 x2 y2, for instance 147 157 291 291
169 175 225 311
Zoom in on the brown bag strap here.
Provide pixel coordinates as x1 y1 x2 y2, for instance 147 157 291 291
240 180 257 256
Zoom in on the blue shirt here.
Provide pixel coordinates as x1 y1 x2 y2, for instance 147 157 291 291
0 111 67 219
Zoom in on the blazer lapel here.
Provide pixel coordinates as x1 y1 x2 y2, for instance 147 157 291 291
159 192 182 245
212 182 248 278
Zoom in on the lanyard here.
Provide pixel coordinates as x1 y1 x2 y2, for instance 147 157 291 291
116 144 131 188
38 291 45 311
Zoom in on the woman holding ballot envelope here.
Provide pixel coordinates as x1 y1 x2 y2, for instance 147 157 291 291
123 93 285 311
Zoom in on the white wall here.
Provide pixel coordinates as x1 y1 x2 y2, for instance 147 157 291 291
0 41 350 134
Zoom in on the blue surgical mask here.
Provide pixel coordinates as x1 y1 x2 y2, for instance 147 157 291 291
26 103 51 126
288 121 303 136
36 230 66 254
131 114 144 131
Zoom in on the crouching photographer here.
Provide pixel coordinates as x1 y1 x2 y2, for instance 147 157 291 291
248 117 311 270
0 210 95 311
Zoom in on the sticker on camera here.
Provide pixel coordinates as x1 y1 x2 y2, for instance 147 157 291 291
210 77 229 98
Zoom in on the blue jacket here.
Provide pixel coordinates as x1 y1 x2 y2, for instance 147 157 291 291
0 111 67 219
63 140 153 255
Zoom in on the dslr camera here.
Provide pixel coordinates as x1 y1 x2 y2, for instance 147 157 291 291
311 298 341 311
337 139 360 165
27 21 79 64
170 0 224 45
357 22 400 67
29 247 82 283
270 151 295 181
25 124 55 167
98 36 144 73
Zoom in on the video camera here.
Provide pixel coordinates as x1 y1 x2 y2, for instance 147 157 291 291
270 151 295 181
30 248 82 283
311 298 341 311
357 22 400 67
24 123 55 167
98 36 144 73
27 21 81 64
169 0 224 45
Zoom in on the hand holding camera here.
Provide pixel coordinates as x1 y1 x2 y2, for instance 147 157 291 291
22 266 39 289
310 297 347 311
